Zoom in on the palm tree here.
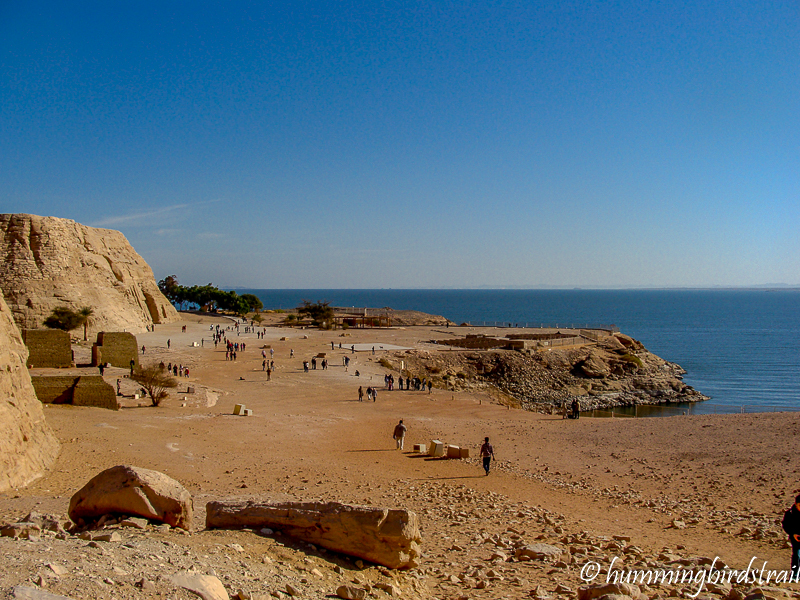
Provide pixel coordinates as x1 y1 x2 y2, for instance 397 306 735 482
78 307 94 341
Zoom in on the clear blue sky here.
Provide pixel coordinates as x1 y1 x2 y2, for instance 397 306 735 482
2 1 798 288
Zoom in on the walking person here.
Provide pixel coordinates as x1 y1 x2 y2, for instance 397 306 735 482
393 420 407 450
479 437 495 476
358 386 364 402
782 495 800 577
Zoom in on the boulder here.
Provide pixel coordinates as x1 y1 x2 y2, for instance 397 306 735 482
69 465 193 530
170 572 229 600
575 350 611 378
206 500 421 569
0 214 179 336
515 543 563 561
578 583 641 600
0 294 60 493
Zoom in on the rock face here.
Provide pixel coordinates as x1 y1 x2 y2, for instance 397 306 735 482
0 214 179 336
0 294 60 493
206 500 422 569
400 331 708 410
68 465 193 530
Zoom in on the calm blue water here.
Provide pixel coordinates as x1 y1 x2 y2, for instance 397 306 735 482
238 289 800 413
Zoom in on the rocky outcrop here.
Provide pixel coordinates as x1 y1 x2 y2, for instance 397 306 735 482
68 465 193 530
0 214 179 336
397 331 708 410
0 294 60 492
206 500 422 569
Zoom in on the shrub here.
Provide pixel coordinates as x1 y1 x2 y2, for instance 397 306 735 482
131 364 178 406
379 358 393 369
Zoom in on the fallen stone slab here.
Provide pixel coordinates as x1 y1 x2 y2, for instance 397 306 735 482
68 465 193 530
12 587 75 600
515 543 563 561
170 572 229 600
206 500 421 569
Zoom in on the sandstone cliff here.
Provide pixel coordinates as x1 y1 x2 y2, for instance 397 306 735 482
0 214 179 336
0 293 60 492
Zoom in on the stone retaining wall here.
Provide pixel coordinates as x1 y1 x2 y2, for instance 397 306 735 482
92 332 138 368
30 376 118 410
21 329 72 368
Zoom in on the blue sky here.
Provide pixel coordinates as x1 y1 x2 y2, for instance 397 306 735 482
2 1 798 288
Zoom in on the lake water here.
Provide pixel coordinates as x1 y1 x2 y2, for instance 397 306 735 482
238 289 800 414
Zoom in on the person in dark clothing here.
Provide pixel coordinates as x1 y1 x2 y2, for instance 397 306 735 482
571 398 580 419
782 495 800 576
479 437 494 475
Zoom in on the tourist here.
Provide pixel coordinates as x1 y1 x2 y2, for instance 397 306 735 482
167 339 171 349
366 386 372 401
266 366 271 381
358 386 363 402
141 345 146 354
479 437 494 475
783 495 800 577
116 379 121 396
571 398 581 419
427 380 432 393
393 420 407 450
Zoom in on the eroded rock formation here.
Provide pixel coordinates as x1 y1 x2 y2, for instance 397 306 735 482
0 214 179 336
0 294 60 492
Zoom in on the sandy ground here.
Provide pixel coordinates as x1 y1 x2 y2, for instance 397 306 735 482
2 312 798 599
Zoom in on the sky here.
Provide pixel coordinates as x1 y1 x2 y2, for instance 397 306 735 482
1 1 798 289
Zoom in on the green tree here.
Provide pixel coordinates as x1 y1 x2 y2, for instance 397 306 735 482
131 364 178 406
298 300 334 328
78 306 94 341
158 275 181 304
43 307 83 332
240 294 263 313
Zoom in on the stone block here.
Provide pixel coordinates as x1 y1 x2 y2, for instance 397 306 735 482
459 447 470 459
233 404 245 415
243 409 253 416
187 387 195 394
21 329 72 368
92 332 138 368
446 445 461 458
30 375 118 410
72 376 118 410
413 444 426 453
428 440 444 457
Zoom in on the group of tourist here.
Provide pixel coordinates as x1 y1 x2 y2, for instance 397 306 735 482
160 361 190 378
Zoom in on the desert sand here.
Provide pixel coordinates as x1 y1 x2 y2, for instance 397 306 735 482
1 312 797 600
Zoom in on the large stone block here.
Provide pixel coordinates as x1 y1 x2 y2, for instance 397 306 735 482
69 465 193 530
428 440 444 457
92 331 138 368
21 329 72 368
206 500 421 569
446 445 461 458
30 375 118 410
72 376 118 410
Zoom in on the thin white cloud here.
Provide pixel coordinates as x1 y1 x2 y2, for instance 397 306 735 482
197 232 224 239
92 199 222 228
